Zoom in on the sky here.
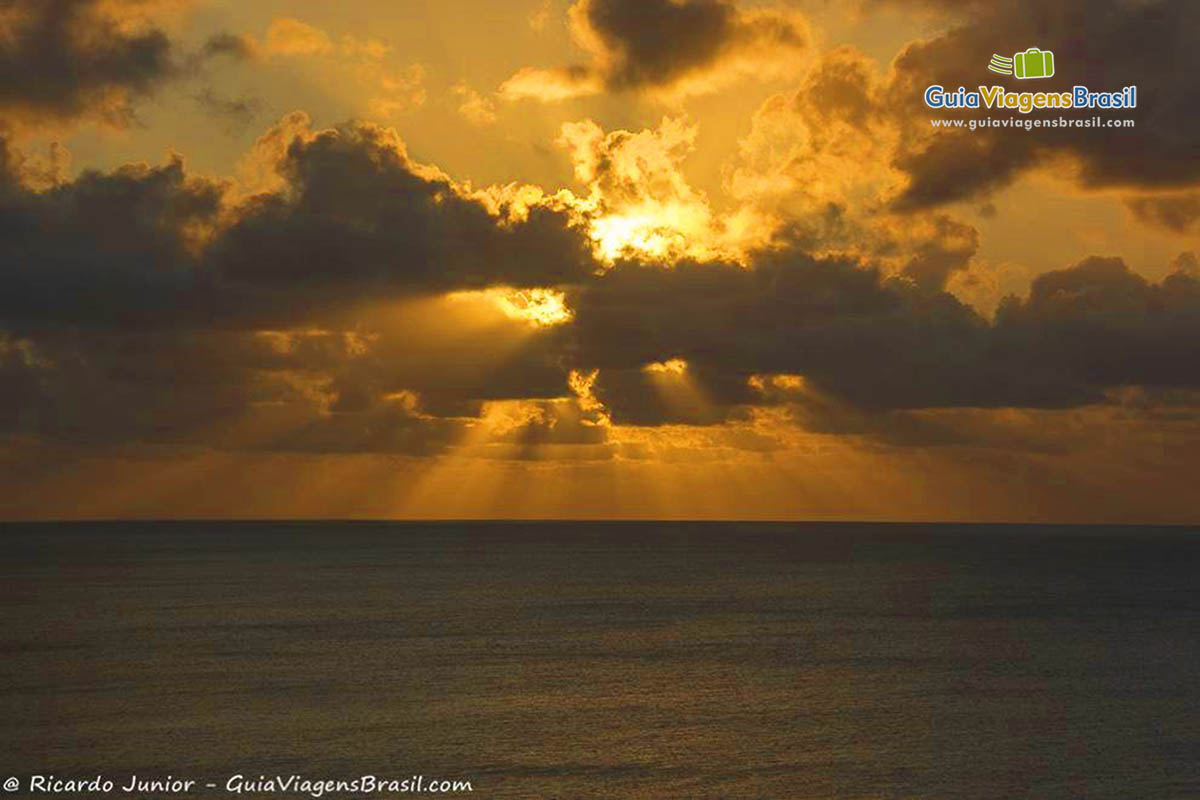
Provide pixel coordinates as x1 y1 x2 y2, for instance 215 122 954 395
1 0 1198 521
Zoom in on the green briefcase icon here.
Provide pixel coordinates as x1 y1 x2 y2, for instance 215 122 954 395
1013 47 1054 79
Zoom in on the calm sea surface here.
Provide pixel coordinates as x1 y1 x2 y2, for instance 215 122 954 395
1 522 1196 799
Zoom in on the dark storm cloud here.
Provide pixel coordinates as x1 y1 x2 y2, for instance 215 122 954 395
884 0 1200 209
593 365 755 427
889 130 1039 212
0 328 257 447
246 397 468 456
0 137 225 327
0 119 599 454
208 119 593 312
0 322 604 456
0 325 478 455
319 319 575 418
0 0 175 125
566 252 1200 426
582 0 732 88
0 118 594 329
502 0 806 99
577 0 803 90
992 256 1200 392
570 255 1000 424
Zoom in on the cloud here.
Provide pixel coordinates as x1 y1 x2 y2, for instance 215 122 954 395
0 309 611 457
472 115 783 267
209 114 592 313
722 2 1200 220
0 0 177 127
200 31 259 62
900 214 979 289
528 0 553 32
562 251 1200 426
498 65 601 102
0 112 598 330
0 116 605 453
1 4 1198 519
451 83 497 126
723 51 979 289
0 136 226 327
554 116 765 262
725 46 895 211
882 0 1200 209
192 89 264 132
206 19 385 62
567 254 992 424
991 256 1200 392
262 17 333 57
3 103 1200 462
366 63 426 116
1124 192 1200 235
500 0 808 101
204 19 425 117
0 325 480 455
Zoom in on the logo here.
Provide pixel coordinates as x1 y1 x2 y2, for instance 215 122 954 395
988 47 1055 79
923 44 1135 115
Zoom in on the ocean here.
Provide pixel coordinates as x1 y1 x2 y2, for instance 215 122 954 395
1 522 1196 799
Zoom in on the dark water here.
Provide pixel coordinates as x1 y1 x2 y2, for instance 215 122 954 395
1 522 1197 799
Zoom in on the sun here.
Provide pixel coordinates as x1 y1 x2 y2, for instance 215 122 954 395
589 212 683 262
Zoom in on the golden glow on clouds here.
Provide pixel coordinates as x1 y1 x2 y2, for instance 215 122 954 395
449 287 573 328
589 211 688 262
451 83 497 126
499 67 602 102
4 0 1197 523
547 116 775 264
568 368 612 428
224 17 426 118
463 115 777 266
749 373 806 395
643 358 688 375
493 287 573 327
264 17 333 56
